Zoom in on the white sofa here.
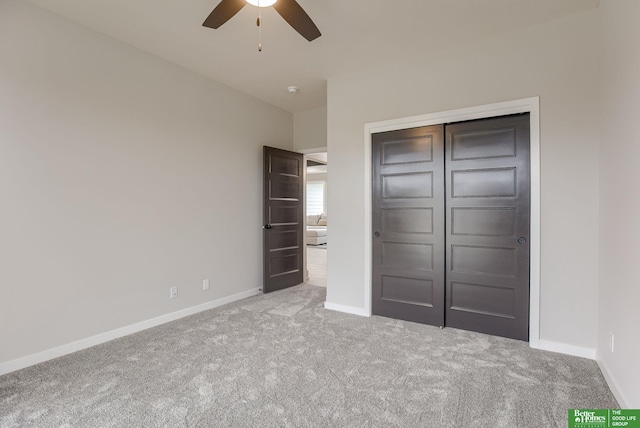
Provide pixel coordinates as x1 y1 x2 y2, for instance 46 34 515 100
306 214 327 245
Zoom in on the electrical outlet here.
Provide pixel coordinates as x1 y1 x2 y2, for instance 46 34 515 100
203 279 210 291
170 286 178 299
610 333 615 353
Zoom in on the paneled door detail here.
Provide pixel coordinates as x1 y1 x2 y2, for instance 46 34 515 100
372 126 446 325
371 114 531 341
263 146 304 293
445 114 530 341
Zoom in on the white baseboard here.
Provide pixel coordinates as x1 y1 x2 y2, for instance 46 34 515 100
596 357 630 408
535 339 596 360
0 288 261 376
324 301 370 317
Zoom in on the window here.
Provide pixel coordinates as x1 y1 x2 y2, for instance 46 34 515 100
306 181 325 215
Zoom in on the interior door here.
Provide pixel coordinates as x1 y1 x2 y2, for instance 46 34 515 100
263 146 304 293
445 114 530 341
371 126 446 325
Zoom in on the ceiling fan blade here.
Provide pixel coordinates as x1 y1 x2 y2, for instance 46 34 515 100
273 0 321 42
203 0 246 29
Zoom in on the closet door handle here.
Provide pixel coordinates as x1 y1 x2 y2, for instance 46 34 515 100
517 237 527 245
374 231 380 238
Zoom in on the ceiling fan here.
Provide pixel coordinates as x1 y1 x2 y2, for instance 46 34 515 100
202 0 321 42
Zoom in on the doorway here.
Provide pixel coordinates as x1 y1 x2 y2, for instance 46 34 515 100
371 113 532 341
305 152 327 287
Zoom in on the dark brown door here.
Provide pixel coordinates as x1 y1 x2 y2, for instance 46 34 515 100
445 114 530 341
372 126 446 325
371 114 531 341
263 146 304 293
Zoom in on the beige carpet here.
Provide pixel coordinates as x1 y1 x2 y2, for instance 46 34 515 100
0 284 617 427
305 246 326 287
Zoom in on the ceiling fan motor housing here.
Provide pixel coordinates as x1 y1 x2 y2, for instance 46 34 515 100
203 0 322 42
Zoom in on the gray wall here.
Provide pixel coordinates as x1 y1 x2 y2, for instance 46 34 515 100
0 0 293 365
326 10 600 350
598 0 640 408
294 107 327 151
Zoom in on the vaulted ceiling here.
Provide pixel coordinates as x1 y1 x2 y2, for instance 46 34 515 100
24 0 599 113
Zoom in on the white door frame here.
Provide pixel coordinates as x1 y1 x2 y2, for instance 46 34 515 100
363 97 541 349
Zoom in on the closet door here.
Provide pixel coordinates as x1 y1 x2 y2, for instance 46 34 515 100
372 126 445 326
445 114 530 341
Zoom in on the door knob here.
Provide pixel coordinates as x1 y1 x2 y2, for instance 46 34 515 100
263 224 272 230
374 231 380 238
517 237 527 244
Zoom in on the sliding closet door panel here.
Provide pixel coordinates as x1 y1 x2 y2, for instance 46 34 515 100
372 126 445 326
445 114 530 341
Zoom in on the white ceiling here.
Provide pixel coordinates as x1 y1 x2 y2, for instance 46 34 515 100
24 0 599 113
307 152 327 164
